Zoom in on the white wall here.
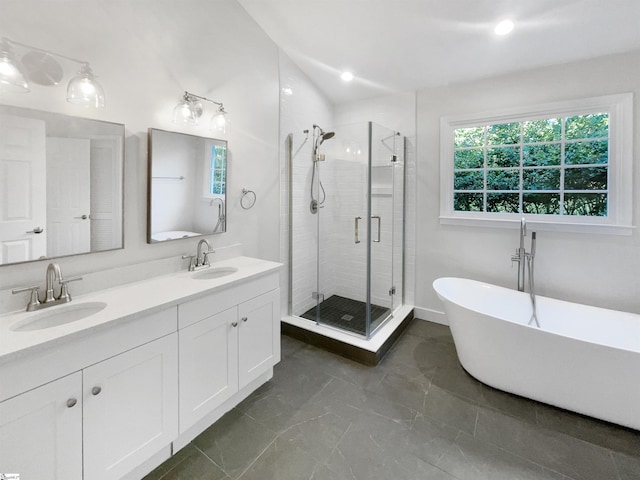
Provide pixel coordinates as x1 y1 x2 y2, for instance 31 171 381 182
416 50 640 321
0 0 280 295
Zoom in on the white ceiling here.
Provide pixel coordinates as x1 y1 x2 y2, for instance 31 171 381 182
238 0 640 104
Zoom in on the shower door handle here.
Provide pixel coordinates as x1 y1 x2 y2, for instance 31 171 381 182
354 216 362 244
372 216 381 243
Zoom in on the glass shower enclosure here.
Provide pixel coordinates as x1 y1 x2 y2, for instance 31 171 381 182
288 122 405 339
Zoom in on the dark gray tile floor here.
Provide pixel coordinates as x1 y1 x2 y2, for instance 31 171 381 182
143 320 640 480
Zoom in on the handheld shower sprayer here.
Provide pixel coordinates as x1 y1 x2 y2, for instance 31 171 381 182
309 124 335 214
312 124 335 161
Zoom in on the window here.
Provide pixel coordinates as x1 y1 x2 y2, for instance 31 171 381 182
202 140 226 198
440 94 633 234
209 143 226 195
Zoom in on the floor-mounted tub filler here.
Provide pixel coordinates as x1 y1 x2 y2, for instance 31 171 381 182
433 277 640 431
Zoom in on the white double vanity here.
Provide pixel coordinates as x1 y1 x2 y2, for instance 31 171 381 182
0 256 281 480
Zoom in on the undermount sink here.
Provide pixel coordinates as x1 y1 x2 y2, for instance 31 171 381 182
191 266 239 280
11 302 107 332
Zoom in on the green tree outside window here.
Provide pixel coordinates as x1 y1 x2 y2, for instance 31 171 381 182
453 113 609 217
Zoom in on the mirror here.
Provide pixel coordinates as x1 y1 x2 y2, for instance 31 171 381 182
147 128 227 243
0 105 124 266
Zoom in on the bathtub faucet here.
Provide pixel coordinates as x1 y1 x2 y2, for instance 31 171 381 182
511 217 540 327
527 231 539 327
511 218 528 292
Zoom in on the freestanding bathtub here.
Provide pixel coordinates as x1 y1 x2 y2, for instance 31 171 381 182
433 277 640 431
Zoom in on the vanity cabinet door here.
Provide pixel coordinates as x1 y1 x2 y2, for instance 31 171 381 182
0 371 82 480
83 333 178 480
179 307 239 432
238 289 280 389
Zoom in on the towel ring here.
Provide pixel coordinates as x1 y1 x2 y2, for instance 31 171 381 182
241 188 257 210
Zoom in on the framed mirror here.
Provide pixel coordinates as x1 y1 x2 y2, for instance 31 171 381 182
147 128 227 243
0 105 124 266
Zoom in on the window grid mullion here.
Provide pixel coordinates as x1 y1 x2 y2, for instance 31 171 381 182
560 117 566 214
519 122 524 213
483 126 488 212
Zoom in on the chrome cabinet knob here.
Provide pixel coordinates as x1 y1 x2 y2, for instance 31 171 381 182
232 322 238 327
91 386 102 396
242 317 248 322
66 398 77 408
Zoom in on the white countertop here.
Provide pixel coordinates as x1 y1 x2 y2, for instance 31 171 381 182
0 256 281 365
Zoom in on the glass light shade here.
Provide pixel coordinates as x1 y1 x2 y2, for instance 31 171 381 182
173 94 204 125
210 108 228 134
173 98 198 125
67 64 105 107
0 44 29 93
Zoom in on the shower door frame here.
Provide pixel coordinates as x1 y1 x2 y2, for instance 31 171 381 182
287 123 406 340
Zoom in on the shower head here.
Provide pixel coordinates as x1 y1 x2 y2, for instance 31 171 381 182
313 124 334 137
312 124 335 160
321 131 335 140
319 131 335 145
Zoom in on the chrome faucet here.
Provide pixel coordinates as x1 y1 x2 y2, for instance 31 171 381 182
510 218 540 327
45 262 62 302
183 239 215 271
197 239 211 266
527 232 539 327
12 262 83 312
210 198 226 233
511 218 527 291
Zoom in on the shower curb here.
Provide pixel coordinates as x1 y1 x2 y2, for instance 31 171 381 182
281 309 414 366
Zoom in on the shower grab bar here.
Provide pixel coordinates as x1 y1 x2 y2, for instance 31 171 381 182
354 216 361 244
372 215 381 243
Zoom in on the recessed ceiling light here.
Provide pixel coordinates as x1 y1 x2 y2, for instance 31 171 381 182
494 19 515 36
341 71 354 82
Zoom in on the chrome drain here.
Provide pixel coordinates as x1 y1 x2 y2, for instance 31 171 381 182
341 314 354 321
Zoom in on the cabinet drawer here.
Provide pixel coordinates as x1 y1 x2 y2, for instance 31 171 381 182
178 272 278 329
0 306 177 403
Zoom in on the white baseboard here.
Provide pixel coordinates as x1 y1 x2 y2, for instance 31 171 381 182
413 307 448 325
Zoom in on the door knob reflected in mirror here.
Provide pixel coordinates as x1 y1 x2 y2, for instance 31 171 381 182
26 227 44 234
74 214 89 220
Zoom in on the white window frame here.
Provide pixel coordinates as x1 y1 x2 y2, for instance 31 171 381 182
440 93 633 235
201 139 226 200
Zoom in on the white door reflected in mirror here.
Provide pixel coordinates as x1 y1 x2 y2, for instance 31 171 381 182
0 105 124 266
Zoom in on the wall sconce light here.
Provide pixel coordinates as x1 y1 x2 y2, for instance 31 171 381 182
173 91 228 134
0 41 29 93
0 37 105 107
